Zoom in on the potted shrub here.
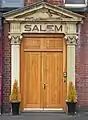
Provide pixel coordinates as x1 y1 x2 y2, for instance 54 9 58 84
66 81 77 115
10 79 21 115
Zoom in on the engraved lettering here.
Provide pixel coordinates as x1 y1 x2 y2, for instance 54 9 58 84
55 25 62 32
32 25 39 31
40 25 46 31
47 25 54 31
25 25 31 31
24 24 63 33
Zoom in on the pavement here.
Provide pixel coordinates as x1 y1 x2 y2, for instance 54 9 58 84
0 112 88 120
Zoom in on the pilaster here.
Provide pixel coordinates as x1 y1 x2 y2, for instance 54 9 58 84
65 35 78 86
9 33 22 90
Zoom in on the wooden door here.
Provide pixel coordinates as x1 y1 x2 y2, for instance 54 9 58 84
21 34 66 110
22 52 41 108
42 52 63 108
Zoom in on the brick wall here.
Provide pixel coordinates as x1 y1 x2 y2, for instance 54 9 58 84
0 18 2 114
24 0 63 5
2 21 11 113
24 0 37 5
76 12 88 107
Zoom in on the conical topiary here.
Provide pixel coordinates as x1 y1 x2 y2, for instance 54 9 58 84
67 81 77 102
10 79 21 102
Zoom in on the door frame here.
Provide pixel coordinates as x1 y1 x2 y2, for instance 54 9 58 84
20 34 67 111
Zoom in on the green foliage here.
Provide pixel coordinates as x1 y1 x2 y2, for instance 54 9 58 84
67 81 77 102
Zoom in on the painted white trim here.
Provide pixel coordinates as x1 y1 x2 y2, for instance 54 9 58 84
64 0 87 8
11 44 20 90
67 45 75 86
65 4 87 8
43 108 63 111
24 108 63 111
65 35 77 86
24 108 43 111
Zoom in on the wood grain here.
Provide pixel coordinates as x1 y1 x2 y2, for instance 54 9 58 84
20 34 66 110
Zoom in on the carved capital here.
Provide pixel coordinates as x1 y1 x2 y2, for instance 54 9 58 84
8 34 22 44
64 35 78 45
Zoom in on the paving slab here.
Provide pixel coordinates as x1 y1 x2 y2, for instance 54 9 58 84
0 112 88 120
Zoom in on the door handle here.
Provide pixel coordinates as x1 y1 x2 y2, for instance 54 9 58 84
64 80 66 83
43 83 46 89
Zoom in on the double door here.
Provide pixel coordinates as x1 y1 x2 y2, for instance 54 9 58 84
21 35 66 110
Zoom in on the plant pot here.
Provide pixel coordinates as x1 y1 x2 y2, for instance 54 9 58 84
66 102 77 115
11 101 20 115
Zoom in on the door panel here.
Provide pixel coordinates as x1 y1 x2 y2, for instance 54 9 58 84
42 52 63 108
23 52 41 108
21 35 66 110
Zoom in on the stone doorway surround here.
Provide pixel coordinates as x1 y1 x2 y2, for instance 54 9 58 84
3 1 83 112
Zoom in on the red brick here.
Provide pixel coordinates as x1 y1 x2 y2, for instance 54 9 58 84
2 22 11 113
76 12 88 107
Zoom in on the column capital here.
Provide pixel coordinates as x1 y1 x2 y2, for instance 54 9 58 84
8 33 23 44
64 34 78 45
